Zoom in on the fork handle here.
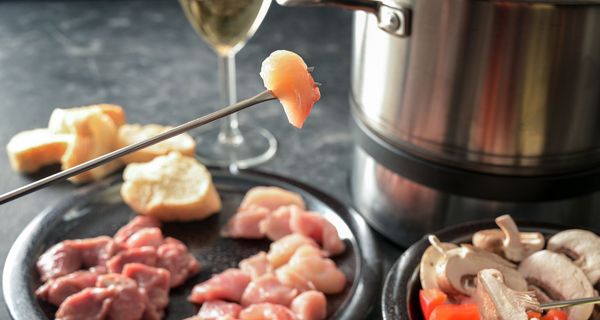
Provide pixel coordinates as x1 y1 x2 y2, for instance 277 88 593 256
0 90 276 205
541 296 600 310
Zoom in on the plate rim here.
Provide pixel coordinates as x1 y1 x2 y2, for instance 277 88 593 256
380 218 595 320
3 168 381 320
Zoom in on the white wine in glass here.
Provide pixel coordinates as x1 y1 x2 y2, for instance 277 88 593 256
180 0 277 168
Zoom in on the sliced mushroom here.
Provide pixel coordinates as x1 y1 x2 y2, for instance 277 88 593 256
472 215 544 262
547 229 600 285
419 235 458 290
435 245 528 296
475 269 540 320
518 250 595 320
461 244 516 269
472 230 504 256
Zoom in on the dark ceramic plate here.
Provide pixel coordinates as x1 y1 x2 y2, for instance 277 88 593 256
381 219 583 320
3 168 380 320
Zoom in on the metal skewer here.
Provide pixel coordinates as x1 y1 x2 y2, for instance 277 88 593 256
0 90 276 205
541 296 600 310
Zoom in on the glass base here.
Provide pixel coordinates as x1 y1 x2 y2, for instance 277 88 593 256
194 124 277 169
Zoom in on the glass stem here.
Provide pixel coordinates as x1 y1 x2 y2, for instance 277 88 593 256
217 52 244 146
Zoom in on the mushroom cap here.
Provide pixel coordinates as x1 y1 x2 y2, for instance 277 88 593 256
475 269 540 320
461 244 516 269
518 250 594 320
419 242 458 290
496 215 544 262
473 229 505 255
547 229 600 285
435 246 527 296
472 215 544 262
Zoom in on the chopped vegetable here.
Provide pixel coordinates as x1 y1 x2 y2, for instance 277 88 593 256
527 311 542 319
419 289 447 320
429 303 480 320
542 309 568 320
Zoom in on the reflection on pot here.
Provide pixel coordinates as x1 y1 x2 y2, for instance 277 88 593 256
351 146 600 247
352 0 600 175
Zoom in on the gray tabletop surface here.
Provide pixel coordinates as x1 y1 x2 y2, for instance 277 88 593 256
0 1 403 319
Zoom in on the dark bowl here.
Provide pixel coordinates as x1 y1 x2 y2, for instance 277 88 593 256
381 219 586 320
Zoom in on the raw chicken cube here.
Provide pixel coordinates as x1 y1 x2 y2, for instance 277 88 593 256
289 210 323 241
156 237 200 288
106 246 158 273
241 274 298 307
259 205 295 241
106 286 146 320
96 273 146 320
287 254 346 295
125 227 164 248
239 303 297 320
291 291 327 320
196 300 243 320
275 264 315 293
37 242 82 282
36 270 98 306
239 251 273 280
123 263 170 319
239 187 305 212
96 272 137 289
114 216 162 245
321 220 345 256
69 236 119 267
55 287 114 320
36 236 117 282
258 205 345 256
290 211 345 256
88 265 108 275
188 268 251 304
267 234 319 268
260 50 321 128
222 205 270 239
288 245 327 260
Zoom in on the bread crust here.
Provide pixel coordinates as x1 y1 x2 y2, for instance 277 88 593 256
116 124 196 164
60 109 122 183
121 152 222 221
6 129 72 173
6 104 125 180
49 104 125 134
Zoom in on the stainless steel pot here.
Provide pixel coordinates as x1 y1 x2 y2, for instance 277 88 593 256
279 0 600 246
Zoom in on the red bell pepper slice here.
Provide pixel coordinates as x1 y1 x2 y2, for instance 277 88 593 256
419 289 447 320
542 309 568 320
429 303 480 320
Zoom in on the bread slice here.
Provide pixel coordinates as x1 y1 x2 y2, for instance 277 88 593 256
116 124 196 164
49 104 126 133
60 108 122 183
96 104 126 127
6 128 73 173
121 152 221 221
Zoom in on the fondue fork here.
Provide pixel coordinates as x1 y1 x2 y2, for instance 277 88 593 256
0 90 276 205
541 296 600 310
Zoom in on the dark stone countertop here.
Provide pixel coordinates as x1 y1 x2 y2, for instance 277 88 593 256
0 1 403 319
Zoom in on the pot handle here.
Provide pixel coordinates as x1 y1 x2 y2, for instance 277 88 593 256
276 0 411 37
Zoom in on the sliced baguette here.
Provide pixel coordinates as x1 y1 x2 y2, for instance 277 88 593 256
6 128 73 173
49 104 125 133
121 152 222 221
60 108 122 183
116 124 196 164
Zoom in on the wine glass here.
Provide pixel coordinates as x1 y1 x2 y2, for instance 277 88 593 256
180 0 276 168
